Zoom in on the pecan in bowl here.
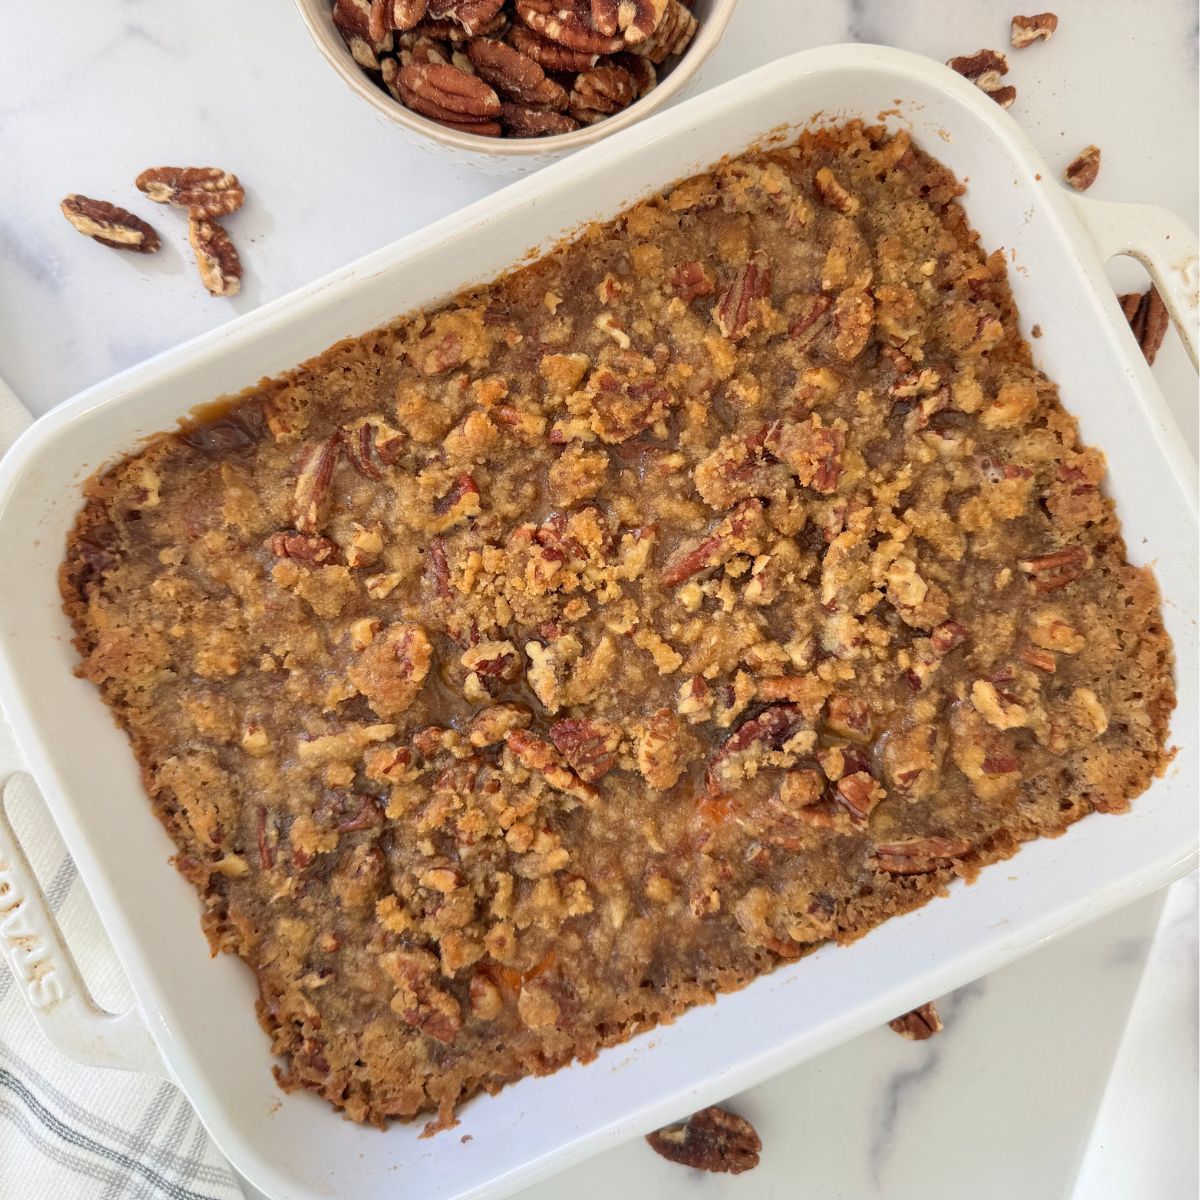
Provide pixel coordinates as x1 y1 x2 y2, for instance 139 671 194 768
294 0 738 157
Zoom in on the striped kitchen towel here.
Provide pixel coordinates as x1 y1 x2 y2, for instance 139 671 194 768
0 380 243 1200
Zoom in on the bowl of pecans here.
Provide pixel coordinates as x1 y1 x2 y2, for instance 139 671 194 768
295 0 740 170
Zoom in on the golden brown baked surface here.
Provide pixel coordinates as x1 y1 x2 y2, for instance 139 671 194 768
61 122 1174 1128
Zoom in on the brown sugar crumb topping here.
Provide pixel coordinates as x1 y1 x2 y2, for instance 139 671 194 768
61 122 1174 1129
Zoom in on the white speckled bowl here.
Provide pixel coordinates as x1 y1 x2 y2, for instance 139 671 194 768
293 0 741 174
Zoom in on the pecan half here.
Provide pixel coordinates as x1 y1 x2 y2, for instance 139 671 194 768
1018 546 1087 592
549 717 622 781
1118 286 1169 365
467 38 566 107
889 1001 942 1040
397 61 501 122
334 0 393 68
427 0 505 35
60 195 160 253
508 23 599 72
872 836 972 874
514 0 624 54
646 1106 761 1175
293 434 342 533
630 0 695 64
613 50 656 96
569 64 637 123
1064 144 1101 192
713 250 772 340
188 216 242 296
1011 12 1058 48
391 0 430 31
500 103 579 136
135 167 244 218
610 0 668 45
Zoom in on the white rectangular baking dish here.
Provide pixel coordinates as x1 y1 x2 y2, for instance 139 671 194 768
0 45 1196 1200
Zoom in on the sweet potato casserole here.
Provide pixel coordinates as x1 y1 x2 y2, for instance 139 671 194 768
61 122 1174 1128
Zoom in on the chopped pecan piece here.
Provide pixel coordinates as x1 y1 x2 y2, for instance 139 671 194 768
348 622 433 718
712 250 772 340
888 1001 942 1040
872 836 971 874
930 620 969 654
135 166 245 217
706 703 808 790
1011 13 1058 48
60 195 160 253
293 434 342 533
635 707 688 790
835 771 886 822
269 531 337 563
1064 144 1101 192
947 48 1016 107
672 260 715 301
1018 546 1088 592
466 702 531 746
549 717 622 781
764 414 845 494
506 728 598 803
382 947 463 1043
646 1106 761 1175
659 499 764 586
813 167 859 215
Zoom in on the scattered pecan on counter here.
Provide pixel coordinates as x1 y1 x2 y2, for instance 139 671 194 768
60 195 160 253
1011 12 1058 48
1119 286 1169 365
646 1106 762 1174
888 1001 943 1041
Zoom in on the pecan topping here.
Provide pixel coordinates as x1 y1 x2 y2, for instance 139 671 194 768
888 1001 942 1040
1018 546 1088 592
814 167 859 215
506 728 598 803
269 531 337 563
1064 144 1101 192
764 414 844 494
1011 13 1058 48
713 250 772 340
835 771 886 822
872 836 971 874
549 717 622 781
293 434 342 533
1118 286 1169 365
930 620 969 654
188 216 243 297
135 167 245 218
706 703 807 791
646 1106 762 1175
671 260 715 301
60 195 160 253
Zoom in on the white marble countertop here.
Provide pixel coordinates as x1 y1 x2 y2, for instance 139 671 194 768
0 2 1196 1198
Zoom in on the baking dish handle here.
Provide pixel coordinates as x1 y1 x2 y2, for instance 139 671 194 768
1070 194 1200 369
0 715 171 1079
